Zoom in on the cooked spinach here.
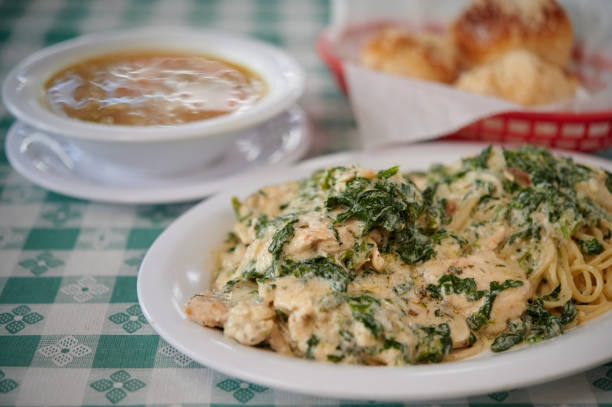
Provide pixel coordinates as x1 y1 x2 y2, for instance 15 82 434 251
507 220 541 246
491 299 577 352
509 184 581 224
378 165 399 179
339 329 354 342
241 261 265 280
253 214 269 238
578 238 604 255
468 331 477 346
525 299 574 341
394 232 437 264
268 219 298 258
467 280 524 330
382 338 410 363
346 294 380 312
231 196 241 219
559 301 578 326
280 256 352 293
414 323 452 363
324 172 447 265
427 146 491 186
352 311 383 339
426 274 485 301
503 145 589 188
308 166 349 191
327 179 418 233
426 284 441 299
392 281 413 296
500 146 609 240
463 145 492 170
222 277 241 291
231 196 252 221
476 181 499 206
328 223 341 244
327 354 344 362
275 308 289 323
306 335 320 359
541 285 561 301
491 320 526 352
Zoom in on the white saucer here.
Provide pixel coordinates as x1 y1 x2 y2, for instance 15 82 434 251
5 106 311 204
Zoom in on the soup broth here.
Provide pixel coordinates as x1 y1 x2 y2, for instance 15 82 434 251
44 51 266 126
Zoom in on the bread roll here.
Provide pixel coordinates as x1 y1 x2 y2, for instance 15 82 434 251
452 0 573 68
361 28 458 83
455 49 578 106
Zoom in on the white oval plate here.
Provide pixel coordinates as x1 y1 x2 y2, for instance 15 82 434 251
138 142 612 401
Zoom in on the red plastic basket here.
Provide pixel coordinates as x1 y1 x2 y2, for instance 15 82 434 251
316 27 612 152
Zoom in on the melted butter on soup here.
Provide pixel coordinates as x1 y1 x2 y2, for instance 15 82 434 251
44 51 266 126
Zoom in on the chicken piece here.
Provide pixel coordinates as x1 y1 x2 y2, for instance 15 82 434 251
274 276 329 314
447 316 472 348
274 277 337 354
233 239 273 279
370 241 385 272
183 293 229 328
479 224 509 251
286 225 334 255
352 317 380 348
241 182 299 218
216 244 247 277
406 301 472 348
338 167 377 183
268 325 293 355
223 301 275 346
287 311 315 353
419 251 530 335
233 222 255 245
576 175 612 213
487 282 531 334
284 216 355 259
406 173 427 191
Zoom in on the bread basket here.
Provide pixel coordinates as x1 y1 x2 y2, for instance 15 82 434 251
317 0 612 152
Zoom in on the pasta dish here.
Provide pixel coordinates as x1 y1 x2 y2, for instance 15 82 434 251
184 146 612 365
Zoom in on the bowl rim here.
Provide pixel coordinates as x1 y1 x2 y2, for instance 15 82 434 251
1 27 305 143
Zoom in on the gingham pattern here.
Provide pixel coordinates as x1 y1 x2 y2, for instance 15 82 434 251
0 1 611 406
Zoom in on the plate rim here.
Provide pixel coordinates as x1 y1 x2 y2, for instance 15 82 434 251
5 106 311 204
138 142 612 400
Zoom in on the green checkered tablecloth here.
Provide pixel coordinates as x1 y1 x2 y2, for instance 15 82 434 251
1 0 612 406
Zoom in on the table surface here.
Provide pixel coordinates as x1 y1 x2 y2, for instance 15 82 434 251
1 0 612 406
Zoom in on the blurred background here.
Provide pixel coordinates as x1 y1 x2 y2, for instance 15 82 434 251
1 1 612 406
